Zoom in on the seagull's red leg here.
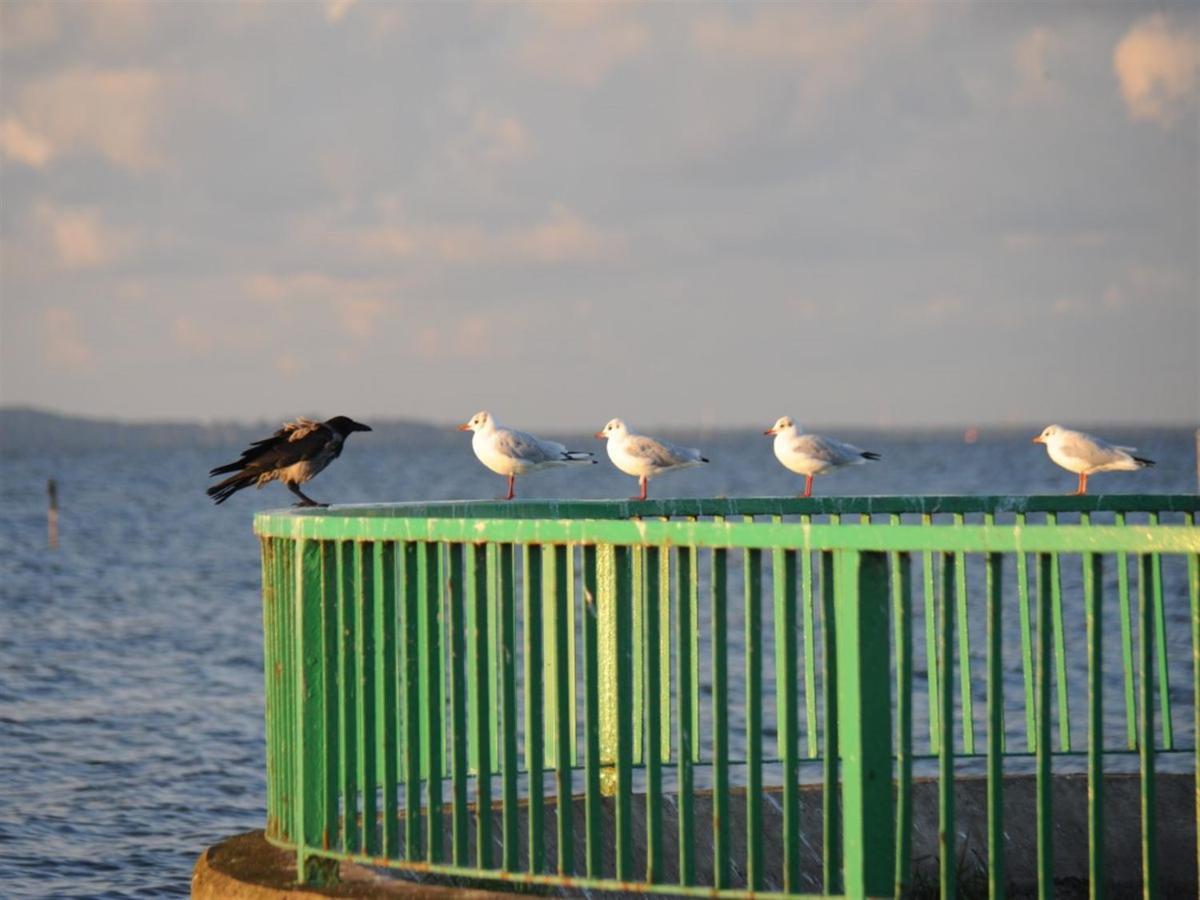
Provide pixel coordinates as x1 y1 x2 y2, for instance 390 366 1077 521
803 475 813 498
505 474 516 501
631 476 647 501
1075 472 1087 496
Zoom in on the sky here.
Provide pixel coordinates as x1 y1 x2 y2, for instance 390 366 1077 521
1 1 1197 431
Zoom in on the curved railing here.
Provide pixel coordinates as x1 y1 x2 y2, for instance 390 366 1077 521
255 496 1200 898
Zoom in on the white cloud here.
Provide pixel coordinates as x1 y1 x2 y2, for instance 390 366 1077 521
689 1 937 120
34 204 134 269
43 308 94 370
0 117 54 167
325 0 356 25
1012 27 1064 107
1114 14 1200 127
352 206 623 266
0 1 59 51
11 67 166 171
515 3 649 87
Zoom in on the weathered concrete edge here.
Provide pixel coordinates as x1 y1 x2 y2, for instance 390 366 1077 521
192 831 508 900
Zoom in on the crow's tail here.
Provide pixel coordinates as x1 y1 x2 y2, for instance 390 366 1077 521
207 470 257 505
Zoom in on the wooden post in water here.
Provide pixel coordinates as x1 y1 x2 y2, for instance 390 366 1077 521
47 479 58 549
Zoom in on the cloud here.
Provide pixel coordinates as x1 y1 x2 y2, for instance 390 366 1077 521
1114 14 1200 127
10 67 166 171
335 298 387 340
689 1 937 119
0 117 54 167
325 0 356 24
43 308 94 370
34 204 134 269
0 1 59 51
353 206 624 266
1012 27 1064 107
173 317 214 355
515 3 649 87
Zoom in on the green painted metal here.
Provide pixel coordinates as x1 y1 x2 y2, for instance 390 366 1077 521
986 552 1004 900
522 544 544 874
644 544 664 884
676 545 696 887
954 514 975 755
1016 514 1037 752
743 546 764 892
253 496 1200 899
779 549 800 893
615 544 635 881
1115 514 1137 751
1086 553 1103 899
891 546 913 897
1138 553 1158 900
552 544 573 876
582 544 602 878
711 547 731 890
938 553 956 900
1036 553 1054 900
835 550 893 899
820 550 840 895
1149 515 1173 749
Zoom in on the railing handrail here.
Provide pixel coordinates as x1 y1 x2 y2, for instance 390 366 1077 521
255 493 1200 523
256 513 1200 554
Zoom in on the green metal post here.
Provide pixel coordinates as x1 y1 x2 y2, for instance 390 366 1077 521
553 544 573 876
498 543 518 872
357 542 378 857
448 543 469 866
677 545 695 887
820 551 840 894
582 544 602 878
939 553 956 899
644 545 664 884
614 544 634 881
401 541 421 859
892 548 913 896
376 542 398 859
1139 554 1158 899
986 552 1004 900
523 544 545 874
469 544 493 870
421 541 443 863
743 546 764 891
712 546 730 889
834 550 894 899
1036 553 1053 900
1086 553 1103 900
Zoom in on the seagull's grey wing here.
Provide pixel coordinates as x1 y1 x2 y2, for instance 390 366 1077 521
1058 432 1128 466
494 428 556 464
629 435 696 467
792 434 858 465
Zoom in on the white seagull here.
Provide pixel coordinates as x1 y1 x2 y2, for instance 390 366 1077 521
764 416 881 498
458 410 594 500
1032 425 1154 495
595 418 708 501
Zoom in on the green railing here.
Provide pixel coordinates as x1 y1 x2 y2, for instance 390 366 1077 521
254 496 1200 898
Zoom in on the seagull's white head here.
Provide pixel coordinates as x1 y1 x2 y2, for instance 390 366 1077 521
595 418 629 440
459 410 493 433
1032 424 1062 445
764 416 799 437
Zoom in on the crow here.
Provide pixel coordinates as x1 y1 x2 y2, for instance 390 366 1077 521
207 415 372 507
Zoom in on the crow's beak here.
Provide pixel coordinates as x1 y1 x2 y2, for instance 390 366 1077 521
594 431 606 439
354 421 372 432
458 423 472 432
1031 435 1043 444
764 428 776 436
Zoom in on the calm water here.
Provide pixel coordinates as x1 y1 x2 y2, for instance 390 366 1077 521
1 427 1195 897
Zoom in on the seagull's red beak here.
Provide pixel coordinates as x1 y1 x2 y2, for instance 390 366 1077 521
1031 435 1044 444
458 423 472 432
594 431 606 439
764 428 776 436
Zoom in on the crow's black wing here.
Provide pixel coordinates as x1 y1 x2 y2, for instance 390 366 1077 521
208 421 331 477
